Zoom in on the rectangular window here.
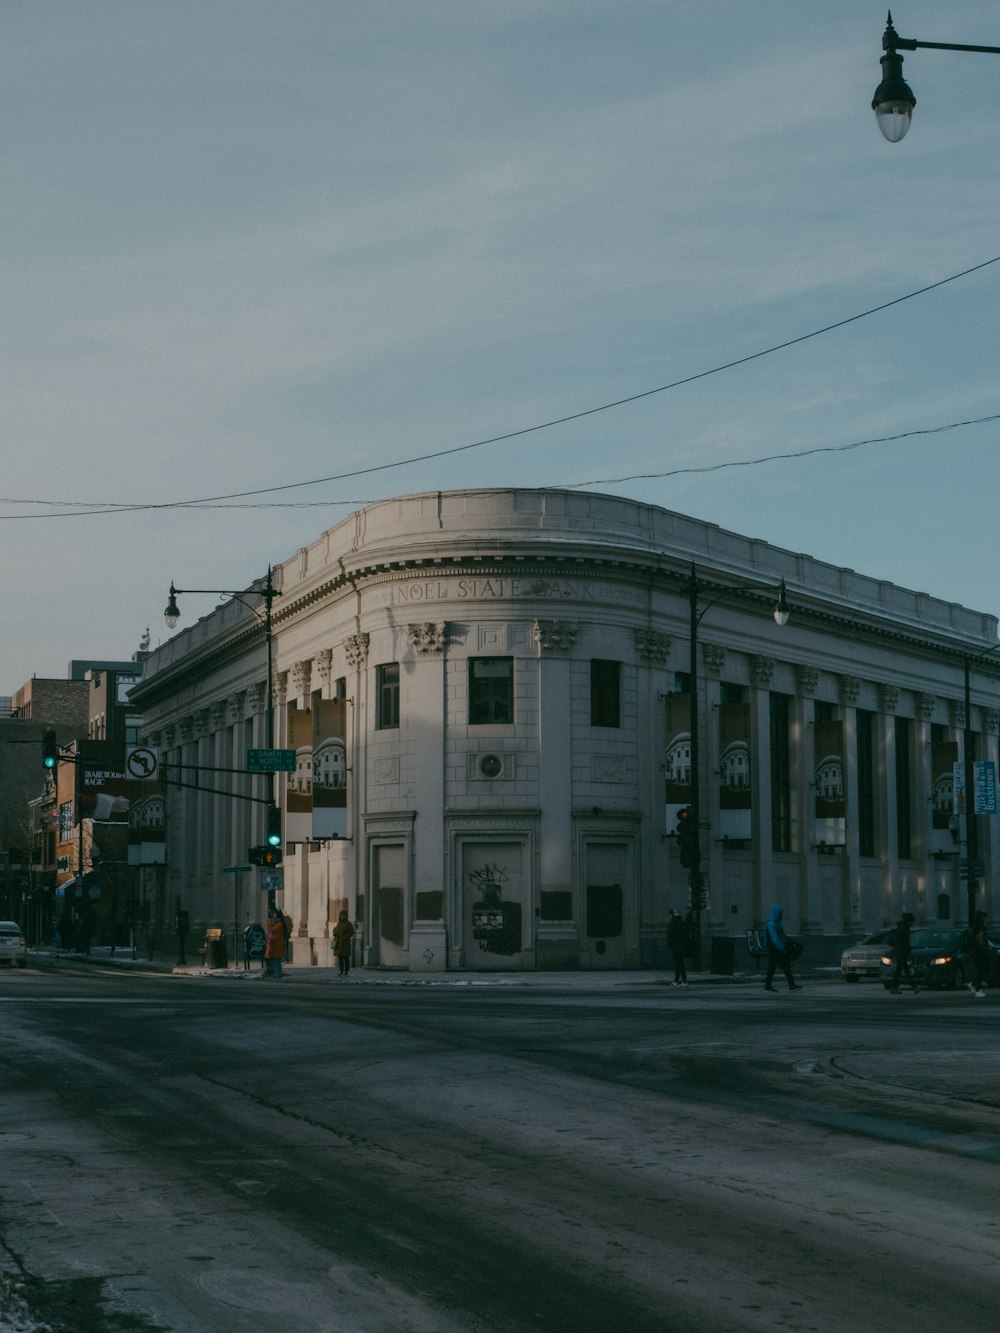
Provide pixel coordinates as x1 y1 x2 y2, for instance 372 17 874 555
857 709 876 857
469 657 513 724
58 802 74 838
590 660 621 727
376 663 399 730
895 715 912 859
769 693 792 853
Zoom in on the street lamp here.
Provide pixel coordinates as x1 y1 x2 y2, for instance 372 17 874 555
164 567 281 911
873 11 1000 142
164 568 278 749
684 564 790 967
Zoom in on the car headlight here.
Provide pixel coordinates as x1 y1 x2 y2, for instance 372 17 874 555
930 955 953 966
880 954 893 966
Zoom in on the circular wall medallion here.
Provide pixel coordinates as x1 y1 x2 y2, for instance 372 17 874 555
479 753 503 779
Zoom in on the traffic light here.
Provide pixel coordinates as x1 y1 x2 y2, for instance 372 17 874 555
266 804 282 848
42 730 58 769
675 806 697 868
249 844 283 867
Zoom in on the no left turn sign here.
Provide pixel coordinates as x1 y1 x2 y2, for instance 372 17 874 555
126 746 160 781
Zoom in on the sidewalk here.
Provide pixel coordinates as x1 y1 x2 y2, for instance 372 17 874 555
29 945 837 989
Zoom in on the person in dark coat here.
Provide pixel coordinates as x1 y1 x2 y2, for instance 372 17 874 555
331 910 355 977
889 911 919 993
666 909 688 986
966 912 991 998
764 904 801 992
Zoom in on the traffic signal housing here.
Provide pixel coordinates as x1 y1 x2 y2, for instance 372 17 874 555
675 806 697 868
266 804 282 848
42 730 58 770
249 844 283 867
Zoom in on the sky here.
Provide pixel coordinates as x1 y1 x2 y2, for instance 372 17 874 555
2 1 1000 688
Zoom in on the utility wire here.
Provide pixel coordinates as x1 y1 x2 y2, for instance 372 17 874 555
0 253 997 521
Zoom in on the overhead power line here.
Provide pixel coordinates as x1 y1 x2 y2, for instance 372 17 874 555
0 253 997 521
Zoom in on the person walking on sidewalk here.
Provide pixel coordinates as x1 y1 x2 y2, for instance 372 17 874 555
888 911 919 994
764 904 802 993
966 912 991 998
332 910 355 977
666 909 688 986
265 907 289 979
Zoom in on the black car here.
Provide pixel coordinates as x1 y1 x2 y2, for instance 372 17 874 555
878 926 996 990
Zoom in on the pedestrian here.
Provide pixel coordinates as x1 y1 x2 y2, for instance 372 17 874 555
264 907 288 979
966 912 991 998
764 904 802 992
888 911 919 994
666 909 688 986
332 910 355 977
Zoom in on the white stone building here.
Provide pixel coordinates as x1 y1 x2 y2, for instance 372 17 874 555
131 488 1000 971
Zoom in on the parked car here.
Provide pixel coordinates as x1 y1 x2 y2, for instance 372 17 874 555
0 921 27 969
840 928 895 982
878 926 996 990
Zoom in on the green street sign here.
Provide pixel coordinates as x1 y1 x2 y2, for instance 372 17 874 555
246 748 297 773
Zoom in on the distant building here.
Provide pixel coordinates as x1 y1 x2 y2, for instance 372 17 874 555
131 489 1000 971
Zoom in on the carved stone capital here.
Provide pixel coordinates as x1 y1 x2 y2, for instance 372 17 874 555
533 619 579 653
797 665 820 697
635 629 671 664
701 643 726 677
950 699 967 730
291 659 312 698
839 675 863 706
917 692 937 720
345 633 370 669
878 684 899 715
315 648 333 683
273 671 289 707
247 682 266 716
750 655 775 687
408 622 448 654
228 691 246 722
986 709 1000 734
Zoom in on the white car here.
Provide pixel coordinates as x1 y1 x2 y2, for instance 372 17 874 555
840 928 895 982
0 921 27 969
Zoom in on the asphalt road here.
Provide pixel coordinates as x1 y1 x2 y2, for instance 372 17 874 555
2 964 1000 1332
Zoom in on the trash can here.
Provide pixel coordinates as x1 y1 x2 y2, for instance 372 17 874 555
204 928 228 969
710 936 735 976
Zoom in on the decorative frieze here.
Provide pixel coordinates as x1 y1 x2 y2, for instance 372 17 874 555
533 619 579 653
408 622 448 655
839 675 862 706
750 655 775 687
345 633 370 669
796 665 820 697
701 643 726 677
635 629 671 664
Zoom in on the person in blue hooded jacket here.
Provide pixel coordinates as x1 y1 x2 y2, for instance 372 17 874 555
764 904 802 992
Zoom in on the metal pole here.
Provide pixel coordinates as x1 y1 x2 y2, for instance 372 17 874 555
964 656 978 930
688 564 702 971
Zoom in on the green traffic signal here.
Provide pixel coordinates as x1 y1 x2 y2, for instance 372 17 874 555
266 805 282 847
42 730 58 769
